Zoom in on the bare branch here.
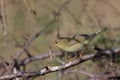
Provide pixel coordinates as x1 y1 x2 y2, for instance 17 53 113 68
0 47 120 79
19 47 120 66
0 56 10 75
64 7 82 25
15 0 72 58
14 0 72 59
52 0 72 20
15 28 45 58
64 69 120 80
15 0 45 58
64 70 95 78
1 0 10 56
19 51 63 65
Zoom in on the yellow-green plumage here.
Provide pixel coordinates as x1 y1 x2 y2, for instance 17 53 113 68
55 28 107 53
55 39 88 52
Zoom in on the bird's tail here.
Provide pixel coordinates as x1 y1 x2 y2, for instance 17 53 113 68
87 27 107 41
95 27 107 35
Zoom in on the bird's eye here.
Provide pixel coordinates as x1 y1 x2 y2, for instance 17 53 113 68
55 41 58 44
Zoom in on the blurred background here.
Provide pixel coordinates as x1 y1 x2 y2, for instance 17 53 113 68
0 0 120 80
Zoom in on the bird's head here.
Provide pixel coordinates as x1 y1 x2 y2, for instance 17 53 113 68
54 39 69 47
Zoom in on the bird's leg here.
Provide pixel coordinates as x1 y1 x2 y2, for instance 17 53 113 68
54 50 66 64
79 46 87 59
79 52 83 60
55 57 65 64
109 52 115 66
69 50 84 62
69 54 77 62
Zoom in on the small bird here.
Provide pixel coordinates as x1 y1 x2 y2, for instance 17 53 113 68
55 28 107 53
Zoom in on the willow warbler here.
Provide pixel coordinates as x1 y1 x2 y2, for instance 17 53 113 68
55 28 107 53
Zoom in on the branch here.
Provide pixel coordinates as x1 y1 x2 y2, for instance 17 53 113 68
15 0 46 58
19 47 120 66
64 6 82 25
0 56 88 80
15 0 72 58
1 0 10 56
0 47 120 79
64 69 120 80
15 27 46 58
52 0 72 20
19 51 63 65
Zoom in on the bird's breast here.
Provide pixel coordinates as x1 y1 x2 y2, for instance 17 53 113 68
57 43 85 53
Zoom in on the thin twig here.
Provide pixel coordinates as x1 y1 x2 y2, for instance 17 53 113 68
1 0 10 57
52 0 72 19
15 0 41 58
0 56 10 75
17 46 120 66
0 46 120 79
64 7 82 25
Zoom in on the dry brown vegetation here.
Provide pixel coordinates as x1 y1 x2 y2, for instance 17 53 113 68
0 0 120 80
